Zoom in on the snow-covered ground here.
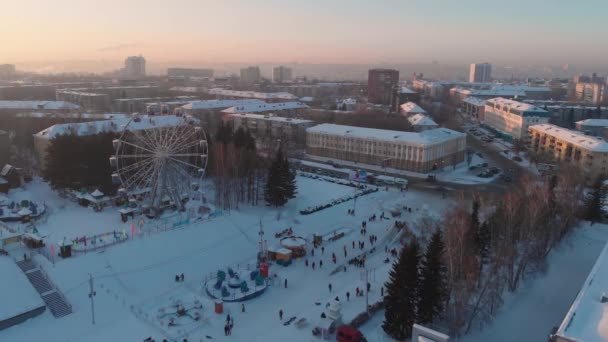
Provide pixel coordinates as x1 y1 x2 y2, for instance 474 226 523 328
0 175 452 341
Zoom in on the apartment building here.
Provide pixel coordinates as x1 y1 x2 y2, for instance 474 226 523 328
529 123 608 179
226 113 314 149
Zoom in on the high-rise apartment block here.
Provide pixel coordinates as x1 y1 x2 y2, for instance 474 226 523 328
124 56 146 78
469 63 492 83
240 66 261 84
367 69 399 106
272 66 293 83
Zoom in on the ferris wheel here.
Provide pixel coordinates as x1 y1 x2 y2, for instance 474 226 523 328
109 116 208 217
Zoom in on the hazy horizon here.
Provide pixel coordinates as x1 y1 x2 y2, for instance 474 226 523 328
2 0 608 75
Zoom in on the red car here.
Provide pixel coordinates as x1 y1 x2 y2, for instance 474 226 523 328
337 325 367 342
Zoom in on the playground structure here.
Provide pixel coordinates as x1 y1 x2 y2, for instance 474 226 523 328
0 199 45 222
279 236 307 258
110 115 208 218
205 264 269 302
133 289 209 341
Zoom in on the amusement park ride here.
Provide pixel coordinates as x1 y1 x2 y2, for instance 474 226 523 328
109 116 209 219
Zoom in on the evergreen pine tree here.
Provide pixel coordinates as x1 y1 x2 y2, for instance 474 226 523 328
279 152 297 201
585 177 606 223
418 230 448 324
264 147 296 207
383 240 421 340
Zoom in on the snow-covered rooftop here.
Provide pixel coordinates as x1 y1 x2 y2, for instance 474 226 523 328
55 90 108 97
486 97 549 115
16 112 129 119
400 87 416 94
0 101 80 110
35 115 196 139
555 239 608 342
530 124 608 152
463 96 486 106
407 114 438 127
306 124 464 146
0 257 45 322
222 102 308 114
169 86 201 93
208 88 298 100
227 113 313 125
400 102 427 114
181 99 265 110
576 119 608 127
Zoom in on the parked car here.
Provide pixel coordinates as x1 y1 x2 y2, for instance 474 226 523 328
482 162 488 167
468 165 478 171
426 174 437 182
512 156 523 162
476 152 484 158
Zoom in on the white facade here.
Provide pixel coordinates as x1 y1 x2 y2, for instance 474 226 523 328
124 56 146 78
273 66 293 83
484 97 550 141
469 63 492 83
240 66 261 84
227 113 314 148
306 124 466 173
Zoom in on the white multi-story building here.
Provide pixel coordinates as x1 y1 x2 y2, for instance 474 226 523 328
529 124 608 180
306 124 466 173
469 63 492 83
484 97 550 141
240 66 261 84
124 56 146 78
226 113 314 148
273 66 293 83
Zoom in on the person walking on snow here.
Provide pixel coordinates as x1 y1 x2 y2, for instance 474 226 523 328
241 303 245 312
321 246 325 254
346 291 350 301
312 261 316 270
284 278 288 288
279 309 283 320
319 260 323 268
329 283 332 292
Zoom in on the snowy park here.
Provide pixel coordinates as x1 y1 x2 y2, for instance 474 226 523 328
0 172 451 341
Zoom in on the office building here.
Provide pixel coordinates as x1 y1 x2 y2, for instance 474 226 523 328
484 98 550 141
272 66 293 83
306 124 466 173
529 124 608 180
240 66 261 84
367 69 399 106
124 56 146 78
469 63 492 83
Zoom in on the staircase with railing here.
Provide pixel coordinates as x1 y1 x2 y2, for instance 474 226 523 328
16 259 72 318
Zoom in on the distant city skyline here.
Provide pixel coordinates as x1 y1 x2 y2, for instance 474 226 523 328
2 0 607 74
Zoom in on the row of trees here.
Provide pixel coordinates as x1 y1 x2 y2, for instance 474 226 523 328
442 169 584 336
383 167 590 339
210 122 298 210
44 132 117 194
383 231 448 340
209 123 264 209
